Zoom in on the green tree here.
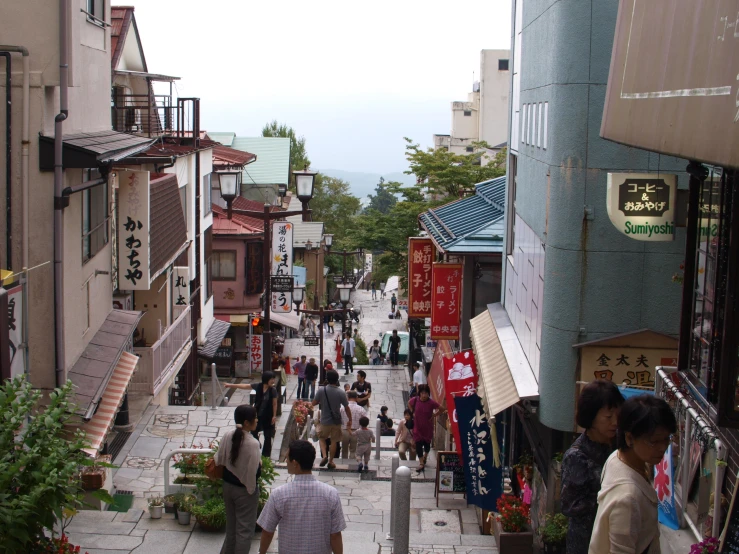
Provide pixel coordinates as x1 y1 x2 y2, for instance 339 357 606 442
262 121 310 171
365 178 397 214
311 174 361 246
404 138 506 199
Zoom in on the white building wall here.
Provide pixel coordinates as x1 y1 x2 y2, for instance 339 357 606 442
451 96 479 141
510 0 523 154
479 49 511 149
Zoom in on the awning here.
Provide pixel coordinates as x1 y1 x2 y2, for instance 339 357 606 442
113 69 181 82
470 303 539 416
39 130 155 171
263 309 300 331
384 276 399 293
80 351 139 457
198 319 231 359
68 310 143 419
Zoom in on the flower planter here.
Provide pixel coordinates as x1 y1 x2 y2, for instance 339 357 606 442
196 517 225 532
81 471 106 490
543 543 566 554
177 510 191 525
493 518 534 554
148 505 163 519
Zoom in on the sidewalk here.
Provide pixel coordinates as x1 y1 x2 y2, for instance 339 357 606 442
64 287 497 553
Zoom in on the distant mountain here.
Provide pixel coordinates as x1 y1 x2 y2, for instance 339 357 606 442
318 169 417 203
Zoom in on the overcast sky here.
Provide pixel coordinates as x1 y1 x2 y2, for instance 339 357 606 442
120 0 512 174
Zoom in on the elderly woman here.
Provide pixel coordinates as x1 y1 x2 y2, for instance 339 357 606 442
589 394 676 554
561 380 625 554
214 404 262 554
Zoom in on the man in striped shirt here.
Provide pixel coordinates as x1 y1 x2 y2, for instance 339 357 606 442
257 440 346 554
340 391 368 460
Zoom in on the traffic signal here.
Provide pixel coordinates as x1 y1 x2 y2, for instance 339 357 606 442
251 316 261 327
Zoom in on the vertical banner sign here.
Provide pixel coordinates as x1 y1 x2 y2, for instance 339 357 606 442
249 334 263 373
364 253 373 274
118 170 150 290
7 283 24 378
428 340 452 404
443 349 479 455
430 263 462 340
271 222 293 313
173 267 190 315
455 394 503 511
606 173 677 241
408 238 434 318
654 443 680 530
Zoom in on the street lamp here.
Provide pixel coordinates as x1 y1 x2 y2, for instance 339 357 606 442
278 183 288 198
215 170 242 219
336 283 353 334
292 284 305 307
324 234 333 251
223 167 316 372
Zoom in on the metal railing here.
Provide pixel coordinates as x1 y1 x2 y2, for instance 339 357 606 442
111 93 175 137
130 306 192 396
163 447 215 496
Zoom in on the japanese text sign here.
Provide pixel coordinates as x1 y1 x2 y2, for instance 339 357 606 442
654 442 680 530
249 334 263 372
271 222 293 313
430 263 462 340
607 173 677 241
428 340 452 404
173 267 189 310
408 238 434 317
581 346 678 389
6 283 24 378
444 349 479 455
118 170 150 290
455 394 503 511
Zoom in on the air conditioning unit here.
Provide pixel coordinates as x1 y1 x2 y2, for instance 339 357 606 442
113 292 133 311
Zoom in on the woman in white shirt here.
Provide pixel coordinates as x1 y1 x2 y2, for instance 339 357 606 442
589 395 676 554
409 362 426 397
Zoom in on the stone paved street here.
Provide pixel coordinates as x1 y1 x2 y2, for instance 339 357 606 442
64 286 499 553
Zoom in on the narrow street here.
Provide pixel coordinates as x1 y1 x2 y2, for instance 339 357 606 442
62 287 499 553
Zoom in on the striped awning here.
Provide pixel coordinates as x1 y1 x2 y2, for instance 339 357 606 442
80 351 139 457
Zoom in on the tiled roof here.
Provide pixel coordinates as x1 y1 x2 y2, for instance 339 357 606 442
110 7 135 72
133 138 218 158
212 146 256 168
212 136 290 185
149 173 188 274
39 131 154 170
212 197 283 235
418 176 506 254
206 132 236 146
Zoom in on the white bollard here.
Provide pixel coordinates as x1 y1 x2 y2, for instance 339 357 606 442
387 454 400 540
211 363 217 409
393 466 412 554
375 418 382 460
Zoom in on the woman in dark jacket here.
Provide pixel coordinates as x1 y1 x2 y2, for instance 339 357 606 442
560 380 624 554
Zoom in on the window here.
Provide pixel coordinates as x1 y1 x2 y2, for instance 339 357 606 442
203 173 212 215
533 104 539 147
543 102 549 149
529 104 534 146
522 104 527 145
499 59 510 71
86 0 105 26
212 251 237 280
463 110 472 116
466 146 474 153
82 169 109 263
537 103 543 147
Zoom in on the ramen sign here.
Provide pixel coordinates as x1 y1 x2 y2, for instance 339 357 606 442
607 173 677 241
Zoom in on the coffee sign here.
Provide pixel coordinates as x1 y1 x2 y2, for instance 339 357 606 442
607 173 677 241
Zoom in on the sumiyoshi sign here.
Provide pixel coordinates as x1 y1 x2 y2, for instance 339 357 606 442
607 173 677 241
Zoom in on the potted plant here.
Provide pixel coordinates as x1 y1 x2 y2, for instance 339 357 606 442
540 513 568 554
256 455 279 531
163 494 178 514
518 451 534 481
176 494 196 525
191 497 227 531
690 537 719 553
491 494 533 554
148 496 164 519
79 455 113 490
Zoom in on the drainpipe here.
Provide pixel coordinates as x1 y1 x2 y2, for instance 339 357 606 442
53 0 69 387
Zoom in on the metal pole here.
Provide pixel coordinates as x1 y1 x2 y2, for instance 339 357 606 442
387 454 400 540
393 466 412 554
342 249 347 284
248 314 253 378
319 306 325 383
211 362 217 409
262 205 272 372
375 418 382 460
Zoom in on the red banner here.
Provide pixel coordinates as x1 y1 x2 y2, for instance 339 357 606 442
408 238 434 318
428 340 453 404
444 350 479 455
430 263 462 340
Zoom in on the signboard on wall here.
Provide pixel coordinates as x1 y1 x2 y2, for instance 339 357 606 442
607 173 677 241
443 349 479 455
173 267 190 308
581 346 678 388
430 263 462 340
428 340 453 404
6 283 24 378
408 238 434 318
600 0 739 168
118 170 150 290
271 222 293 313
249 334 263 373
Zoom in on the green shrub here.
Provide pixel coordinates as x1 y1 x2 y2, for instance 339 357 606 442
258 455 279 511
354 336 369 364
191 496 227 529
540 513 568 545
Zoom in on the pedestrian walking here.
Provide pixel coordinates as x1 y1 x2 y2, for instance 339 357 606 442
341 332 355 375
371 281 377 300
351 370 372 408
253 371 279 457
388 329 401 367
390 292 397 311
409 361 426 398
340 391 367 460
369 339 381 366
334 334 343 366
327 312 334 334
305 357 319 400
408 384 445 475
214 404 261 554
257 440 346 554
395 409 416 460
561 380 624 554
312 369 350 469
294 355 308 399
355 416 375 472
377 406 396 436
588 395 676 554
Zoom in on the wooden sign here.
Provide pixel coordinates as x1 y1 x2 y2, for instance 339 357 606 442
304 336 320 347
435 450 466 506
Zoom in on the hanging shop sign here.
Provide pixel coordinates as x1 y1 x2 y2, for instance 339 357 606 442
271 276 294 293
443 349 479 455
455 394 503 511
304 336 320 347
271 222 293 313
408 238 434 318
428 340 453 404
581 346 678 388
654 442 680 530
118 170 150 290
606 173 677 241
249 334 263 373
5 283 24 378
173 267 190 309
430 263 462 339
364 253 373 274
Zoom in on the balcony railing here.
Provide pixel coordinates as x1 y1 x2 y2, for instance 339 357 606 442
130 306 192 396
111 93 175 137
